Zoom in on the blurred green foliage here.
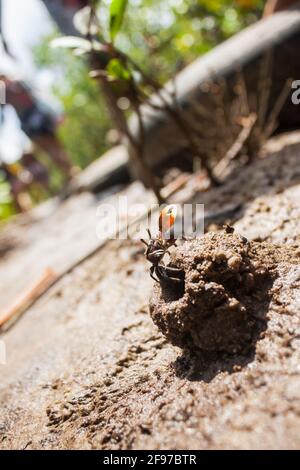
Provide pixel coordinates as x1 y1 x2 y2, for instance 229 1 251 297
0 171 14 221
34 35 111 168
115 0 264 79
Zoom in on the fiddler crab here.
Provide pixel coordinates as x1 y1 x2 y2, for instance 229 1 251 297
141 204 185 285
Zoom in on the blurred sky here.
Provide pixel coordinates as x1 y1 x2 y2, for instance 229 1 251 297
0 0 55 162
1 0 51 76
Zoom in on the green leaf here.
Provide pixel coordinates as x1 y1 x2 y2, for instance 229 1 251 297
109 0 128 41
106 58 131 82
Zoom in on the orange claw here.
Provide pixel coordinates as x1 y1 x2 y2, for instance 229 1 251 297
159 204 177 235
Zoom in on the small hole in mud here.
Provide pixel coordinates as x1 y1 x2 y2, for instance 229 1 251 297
161 276 185 302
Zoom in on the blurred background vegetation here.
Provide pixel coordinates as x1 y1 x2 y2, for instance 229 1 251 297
0 0 264 221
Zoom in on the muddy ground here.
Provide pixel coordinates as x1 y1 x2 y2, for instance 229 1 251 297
0 131 300 449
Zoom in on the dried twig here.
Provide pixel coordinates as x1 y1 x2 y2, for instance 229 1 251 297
0 268 58 331
214 113 257 178
257 51 273 131
262 78 293 141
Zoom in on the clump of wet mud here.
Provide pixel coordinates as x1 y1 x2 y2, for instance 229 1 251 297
150 228 299 353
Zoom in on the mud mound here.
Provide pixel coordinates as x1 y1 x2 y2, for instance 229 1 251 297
150 229 299 353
